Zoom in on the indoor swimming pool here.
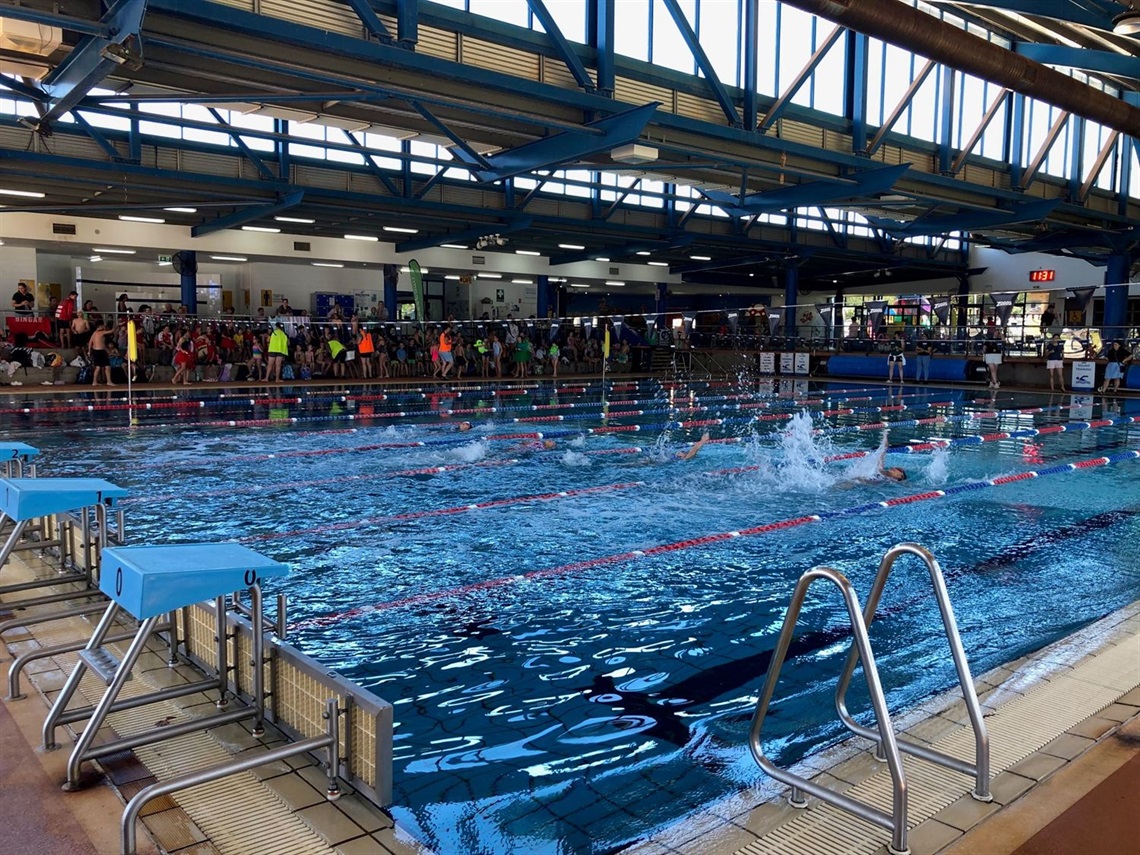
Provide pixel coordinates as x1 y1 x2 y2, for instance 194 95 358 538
4 378 1140 855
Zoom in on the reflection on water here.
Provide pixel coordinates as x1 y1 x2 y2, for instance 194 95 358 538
4 382 1139 854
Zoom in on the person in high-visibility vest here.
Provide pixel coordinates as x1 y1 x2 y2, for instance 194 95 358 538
267 323 290 382
358 328 375 380
327 336 347 379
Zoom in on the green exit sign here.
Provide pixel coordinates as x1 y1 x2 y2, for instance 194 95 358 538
158 255 172 264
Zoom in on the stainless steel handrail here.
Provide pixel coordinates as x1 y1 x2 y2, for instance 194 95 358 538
749 565 911 855
835 542 992 802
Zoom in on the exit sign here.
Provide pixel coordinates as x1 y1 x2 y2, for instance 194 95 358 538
1029 269 1056 282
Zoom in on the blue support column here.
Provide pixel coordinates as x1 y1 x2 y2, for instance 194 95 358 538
128 104 141 162
590 0 615 97
655 282 667 315
1068 117 1086 200
743 0 759 130
180 251 198 316
1103 253 1131 340
275 118 289 179
384 273 398 320
847 32 868 153
1120 136 1134 218
537 274 550 318
939 65 956 174
784 265 799 341
1008 94 1026 189
396 0 419 45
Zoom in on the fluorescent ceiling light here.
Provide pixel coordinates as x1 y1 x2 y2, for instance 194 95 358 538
312 262 344 268
635 251 651 256
88 256 102 262
383 226 419 234
0 188 45 198
344 234 378 241
690 255 712 261
440 243 468 250
605 280 625 287
275 216 316 224
558 243 585 250
444 274 461 280
569 283 589 288
648 261 669 267
595 256 610 262
478 273 502 279
242 225 280 233
400 266 428 273
211 255 248 262
92 247 136 255
512 278 533 284
164 207 197 213
516 249 541 256
119 215 164 224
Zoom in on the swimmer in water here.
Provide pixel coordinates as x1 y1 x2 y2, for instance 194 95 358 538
676 432 711 461
457 421 473 432
840 431 907 485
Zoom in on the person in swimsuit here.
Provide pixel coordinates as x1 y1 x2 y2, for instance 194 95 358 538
676 432 710 461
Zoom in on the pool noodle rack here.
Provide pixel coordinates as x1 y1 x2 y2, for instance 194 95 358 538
749 543 991 855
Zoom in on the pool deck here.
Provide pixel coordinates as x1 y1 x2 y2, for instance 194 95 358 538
2 377 1139 855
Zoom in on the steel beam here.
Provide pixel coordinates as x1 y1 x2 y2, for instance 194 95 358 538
70 112 123 161
1079 130 1121 203
951 0 1115 31
395 0 418 45
1019 111 1071 190
950 87 1008 175
701 164 910 216
463 102 659 183
866 199 1059 238
866 59 936 156
759 25 844 134
343 131 400 196
206 108 276 181
589 0 616 96
410 103 493 172
1014 43 1140 80
938 66 956 175
191 190 305 237
847 31 868 152
345 0 394 42
35 0 149 131
525 0 595 92
659 0 740 125
743 0 760 130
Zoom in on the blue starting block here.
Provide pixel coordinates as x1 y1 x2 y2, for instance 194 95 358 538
0 478 129 596
0 443 40 478
44 542 291 791
100 544 289 619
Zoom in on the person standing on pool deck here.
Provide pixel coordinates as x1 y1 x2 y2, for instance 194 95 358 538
914 333 933 383
439 325 455 379
887 333 905 383
1044 333 1065 391
89 319 115 386
1099 340 1132 394
267 323 290 383
983 334 1003 389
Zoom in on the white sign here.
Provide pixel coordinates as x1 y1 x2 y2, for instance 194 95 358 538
758 352 775 374
793 353 810 375
1070 394 1094 421
779 352 795 374
1071 360 1096 390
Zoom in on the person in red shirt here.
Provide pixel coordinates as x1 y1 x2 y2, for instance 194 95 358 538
55 290 77 348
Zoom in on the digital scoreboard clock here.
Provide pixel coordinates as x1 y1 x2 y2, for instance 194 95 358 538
1029 269 1056 282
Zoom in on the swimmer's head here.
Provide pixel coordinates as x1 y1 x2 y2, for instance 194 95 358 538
542 440 556 450
882 467 907 482
458 421 473 432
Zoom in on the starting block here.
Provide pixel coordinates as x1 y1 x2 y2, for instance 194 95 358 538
0 443 39 478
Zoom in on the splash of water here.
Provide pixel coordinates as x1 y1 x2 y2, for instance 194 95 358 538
925 444 951 485
450 441 489 463
769 411 835 493
843 430 888 483
559 450 592 468
568 435 587 450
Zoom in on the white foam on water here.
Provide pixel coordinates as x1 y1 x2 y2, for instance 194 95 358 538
926 444 951 485
560 450 592 468
843 430 888 484
771 410 836 493
450 440 489 463
568 435 587 449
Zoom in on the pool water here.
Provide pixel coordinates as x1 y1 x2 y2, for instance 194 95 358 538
5 379 1140 855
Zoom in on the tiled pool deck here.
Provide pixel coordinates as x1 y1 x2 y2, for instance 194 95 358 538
2 545 1137 855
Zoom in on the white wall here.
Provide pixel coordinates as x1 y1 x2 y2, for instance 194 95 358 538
245 262 384 316
1 245 38 285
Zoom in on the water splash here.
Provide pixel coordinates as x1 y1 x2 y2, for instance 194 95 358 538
843 430 889 483
568 435 587 450
450 441 489 463
926 444 951 485
560 450 592 468
769 411 835 493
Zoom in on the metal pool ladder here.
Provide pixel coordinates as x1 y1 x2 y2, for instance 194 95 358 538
748 542 992 855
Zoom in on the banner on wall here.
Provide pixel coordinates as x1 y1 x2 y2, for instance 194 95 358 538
816 303 836 328
613 315 624 336
645 314 659 333
727 311 739 336
989 292 1017 326
931 296 953 325
549 320 560 343
1064 287 1096 325
867 301 887 337
779 352 795 374
683 313 694 336
758 352 775 373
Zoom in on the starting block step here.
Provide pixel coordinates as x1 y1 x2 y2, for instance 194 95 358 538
78 647 127 685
